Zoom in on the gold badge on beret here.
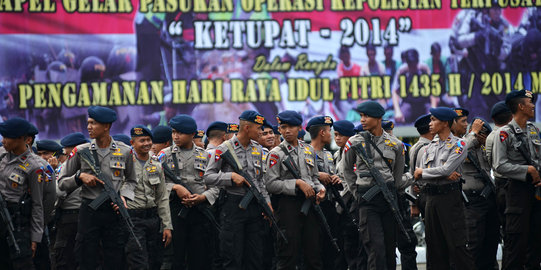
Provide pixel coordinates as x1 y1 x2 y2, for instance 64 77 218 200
324 116 332 124
455 109 463 117
255 115 264 124
134 128 143 135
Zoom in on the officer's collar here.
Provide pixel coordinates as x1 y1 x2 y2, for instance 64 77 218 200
13 147 32 163
231 135 243 149
283 140 298 152
509 119 525 134
172 142 195 152
90 137 118 150
432 134 453 143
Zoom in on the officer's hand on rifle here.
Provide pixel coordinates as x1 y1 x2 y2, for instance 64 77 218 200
111 196 128 213
173 184 191 199
316 188 326 204
447 171 461 181
163 229 172 247
79 173 104 187
31 241 37 258
318 172 332 185
413 168 423 180
296 179 315 199
182 194 206 207
527 166 541 185
330 175 342 185
411 205 420 217
231 172 251 187
262 202 274 225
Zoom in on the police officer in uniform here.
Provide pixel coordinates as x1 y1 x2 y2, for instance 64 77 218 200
485 101 512 234
125 125 172 269
204 110 269 269
157 114 219 270
342 101 405 270
306 116 342 270
265 110 326 270
151 125 172 156
0 118 45 269
332 120 362 270
54 132 88 270
413 107 475 270
492 90 541 269
462 118 500 270
410 114 434 218
193 130 205 148
58 106 137 270
206 121 228 154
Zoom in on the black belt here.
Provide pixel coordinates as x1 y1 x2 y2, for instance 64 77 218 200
356 182 395 195
127 207 158 219
423 182 461 195
59 209 80 215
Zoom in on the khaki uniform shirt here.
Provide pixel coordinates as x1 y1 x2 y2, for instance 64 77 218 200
419 134 468 185
265 140 324 196
341 131 405 199
492 119 541 181
158 143 219 205
127 155 172 230
0 147 45 242
204 135 269 202
58 139 137 201
486 127 505 179
462 144 492 191
55 161 82 210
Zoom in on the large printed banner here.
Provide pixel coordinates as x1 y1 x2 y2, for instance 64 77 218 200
1 1 541 139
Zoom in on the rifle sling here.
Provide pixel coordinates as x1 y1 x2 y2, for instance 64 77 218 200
361 132 393 172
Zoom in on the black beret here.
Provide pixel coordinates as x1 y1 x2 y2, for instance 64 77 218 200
298 129 306 139
207 121 228 133
306 116 333 131
414 114 431 128
382 120 394 131
490 101 511 118
169 114 197 134
194 130 205 139
60 132 89 147
36 140 62 152
333 120 355 137
453 107 469 118
239 110 265 125
429 107 458 121
272 125 281 135
262 119 273 130
355 101 385 118
88 106 117 123
227 123 239 133
353 124 364 133
28 123 39 136
471 117 493 134
0 118 32 138
112 134 131 146
151 126 172 144
505 89 535 104
130 125 153 139
277 110 303 126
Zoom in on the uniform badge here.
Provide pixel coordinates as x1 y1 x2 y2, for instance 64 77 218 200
276 117 281 124
113 148 123 156
133 128 143 135
251 147 260 155
197 130 205 137
324 116 332 124
255 115 264 124
500 131 508 142
157 151 166 162
215 150 222 161
455 147 463 154
269 154 279 168
11 182 18 188
114 170 121 177
344 141 352 153
229 124 239 132
69 147 78 159
304 147 312 155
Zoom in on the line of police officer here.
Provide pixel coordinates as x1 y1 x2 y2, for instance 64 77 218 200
0 89 540 269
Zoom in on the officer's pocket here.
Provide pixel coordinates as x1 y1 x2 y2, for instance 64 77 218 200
451 220 467 247
504 206 523 234
533 140 541 159
110 160 126 181
148 175 161 185
194 162 206 180
306 157 315 174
